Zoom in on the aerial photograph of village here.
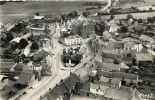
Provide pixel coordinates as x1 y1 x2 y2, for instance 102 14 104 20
1 0 155 100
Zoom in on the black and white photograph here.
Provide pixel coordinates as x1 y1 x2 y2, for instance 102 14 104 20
0 0 155 100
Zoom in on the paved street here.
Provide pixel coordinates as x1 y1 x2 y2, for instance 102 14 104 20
2 1 155 100
9 23 64 100
8 21 92 100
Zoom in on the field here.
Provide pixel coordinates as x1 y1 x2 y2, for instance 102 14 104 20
1 0 155 24
0 1 88 24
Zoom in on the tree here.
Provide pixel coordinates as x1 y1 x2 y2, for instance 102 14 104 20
149 7 153 11
18 39 28 49
126 14 133 20
35 12 40 16
68 11 78 18
95 21 105 36
82 11 90 17
87 37 101 57
113 59 119 64
30 41 39 51
118 26 128 33
70 54 82 65
32 50 49 63
137 18 143 23
147 17 154 23
74 82 81 94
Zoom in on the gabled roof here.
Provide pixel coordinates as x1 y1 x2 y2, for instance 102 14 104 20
137 86 153 95
89 82 109 94
111 78 121 86
96 61 129 72
62 73 80 90
50 73 80 96
99 72 139 81
140 35 154 43
14 62 33 85
97 62 120 72
16 70 33 85
104 87 132 100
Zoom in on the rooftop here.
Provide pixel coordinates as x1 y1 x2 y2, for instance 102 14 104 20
140 35 154 43
135 53 153 62
97 62 121 71
99 72 139 81
104 87 132 100
44 73 80 99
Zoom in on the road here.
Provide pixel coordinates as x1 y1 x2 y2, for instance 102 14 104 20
9 23 64 100
3 1 153 100
100 0 112 12
9 22 92 100
11 45 92 100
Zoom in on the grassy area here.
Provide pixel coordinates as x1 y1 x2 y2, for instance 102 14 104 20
116 0 155 8
0 1 88 24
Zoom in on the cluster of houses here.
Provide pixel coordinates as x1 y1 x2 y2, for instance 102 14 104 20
81 14 155 100
54 11 155 100
0 14 51 99
41 10 155 100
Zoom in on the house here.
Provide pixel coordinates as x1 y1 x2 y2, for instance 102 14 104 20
30 25 46 37
15 70 34 85
80 18 96 38
122 56 134 66
80 82 133 100
102 58 114 63
43 73 80 100
32 49 49 63
146 42 155 50
97 62 129 72
104 87 132 100
110 78 122 89
13 63 34 85
30 15 48 37
69 15 95 38
135 53 154 66
63 35 83 46
102 48 122 59
108 19 120 33
82 81 131 100
97 62 121 72
137 6 155 11
122 37 140 43
111 41 124 49
135 87 155 100
99 77 122 89
0 59 15 72
89 83 109 95
98 72 140 84
132 43 144 53
40 38 51 49
102 31 112 40
123 42 144 53
99 76 109 83
102 41 124 50
119 62 130 70
33 63 43 81
140 35 154 43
